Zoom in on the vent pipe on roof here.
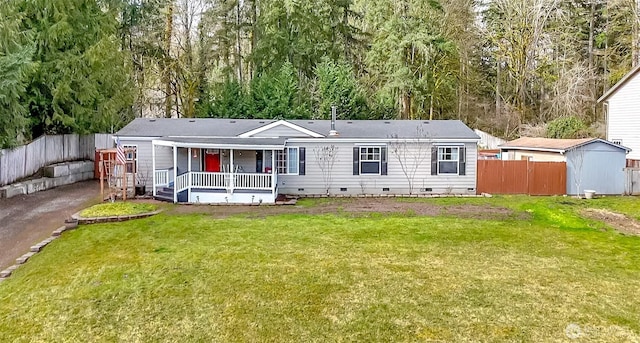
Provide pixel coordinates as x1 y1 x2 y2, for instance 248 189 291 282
329 105 339 136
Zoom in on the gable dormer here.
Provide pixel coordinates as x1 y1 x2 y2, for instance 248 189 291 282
239 120 324 138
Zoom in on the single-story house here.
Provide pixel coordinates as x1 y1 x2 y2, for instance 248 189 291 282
597 64 640 163
114 118 480 204
499 137 630 195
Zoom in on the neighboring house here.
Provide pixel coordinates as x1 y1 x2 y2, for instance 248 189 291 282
115 118 480 204
499 137 630 195
598 64 640 161
474 129 506 149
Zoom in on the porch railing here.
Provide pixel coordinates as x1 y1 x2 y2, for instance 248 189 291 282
154 170 274 193
234 173 272 189
191 171 229 189
155 169 170 187
175 173 189 193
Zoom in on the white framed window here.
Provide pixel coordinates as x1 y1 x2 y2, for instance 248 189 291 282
276 147 299 174
124 145 137 173
437 146 459 174
360 146 381 174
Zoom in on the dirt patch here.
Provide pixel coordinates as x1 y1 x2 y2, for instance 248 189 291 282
581 208 640 236
164 197 524 221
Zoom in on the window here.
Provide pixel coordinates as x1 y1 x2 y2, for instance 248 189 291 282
437 146 459 174
360 147 381 174
276 147 299 174
353 146 387 175
124 145 137 173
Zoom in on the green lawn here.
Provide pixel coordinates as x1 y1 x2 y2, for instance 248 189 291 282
79 201 157 218
1 196 640 342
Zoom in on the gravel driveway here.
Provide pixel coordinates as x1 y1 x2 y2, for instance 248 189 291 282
0 180 100 270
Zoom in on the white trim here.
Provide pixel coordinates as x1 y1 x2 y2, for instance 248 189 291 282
276 147 300 175
597 64 640 103
286 138 479 143
437 146 460 175
172 146 177 203
114 136 159 141
358 146 382 175
238 120 325 138
152 143 156 196
151 139 285 150
500 138 631 154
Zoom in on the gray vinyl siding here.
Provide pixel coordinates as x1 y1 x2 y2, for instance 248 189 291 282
251 125 317 138
279 141 477 195
224 150 258 173
176 148 203 174
607 72 640 160
566 142 626 195
119 140 152 183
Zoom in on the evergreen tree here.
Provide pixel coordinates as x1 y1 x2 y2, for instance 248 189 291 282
17 0 134 135
0 0 35 147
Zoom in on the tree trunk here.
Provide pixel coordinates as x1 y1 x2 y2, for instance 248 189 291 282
249 0 257 80
400 91 411 119
164 2 174 118
496 59 501 118
236 0 243 83
634 0 640 67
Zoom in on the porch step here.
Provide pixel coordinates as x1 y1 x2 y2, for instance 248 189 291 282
155 187 174 202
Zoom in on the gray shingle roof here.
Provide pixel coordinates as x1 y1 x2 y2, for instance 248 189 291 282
116 118 479 140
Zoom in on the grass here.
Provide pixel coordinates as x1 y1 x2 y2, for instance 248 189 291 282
79 201 157 218
1 196 640 341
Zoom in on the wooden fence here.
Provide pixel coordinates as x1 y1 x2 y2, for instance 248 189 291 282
624 168 640 195
477 160 567 195
0 134 113 186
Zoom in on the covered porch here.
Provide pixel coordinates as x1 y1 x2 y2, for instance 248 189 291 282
151 137 285 204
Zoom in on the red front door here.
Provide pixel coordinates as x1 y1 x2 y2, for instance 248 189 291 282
205 152 221 172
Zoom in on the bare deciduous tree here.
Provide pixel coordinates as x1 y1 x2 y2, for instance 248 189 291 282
569 145 586 198
544 62 598 122
313 145 339 195
389 126 431 194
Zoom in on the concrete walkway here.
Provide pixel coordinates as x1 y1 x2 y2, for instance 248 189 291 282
0 180 100 270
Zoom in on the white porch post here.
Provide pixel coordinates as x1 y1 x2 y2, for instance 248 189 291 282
173 145 177 203
229 149 234 193
152 142 156 197
187 147 192 202
271 149 276 193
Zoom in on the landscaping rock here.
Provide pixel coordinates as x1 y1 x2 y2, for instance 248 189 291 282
0 265 18 278
25 179 48 194
1 184 27 199
43 164 70 178
52 226 67 236
64 219 79 230
16 252 36 265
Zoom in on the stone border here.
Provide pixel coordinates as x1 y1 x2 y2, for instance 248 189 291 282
0 221 78 281
0 209 161 283
72 209 162 224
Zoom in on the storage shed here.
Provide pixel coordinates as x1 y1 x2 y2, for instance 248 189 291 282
499 137 630 195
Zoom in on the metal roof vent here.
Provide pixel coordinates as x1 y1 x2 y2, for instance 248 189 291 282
329 106 339 136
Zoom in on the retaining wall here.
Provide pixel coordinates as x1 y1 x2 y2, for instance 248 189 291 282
0 161 94 199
